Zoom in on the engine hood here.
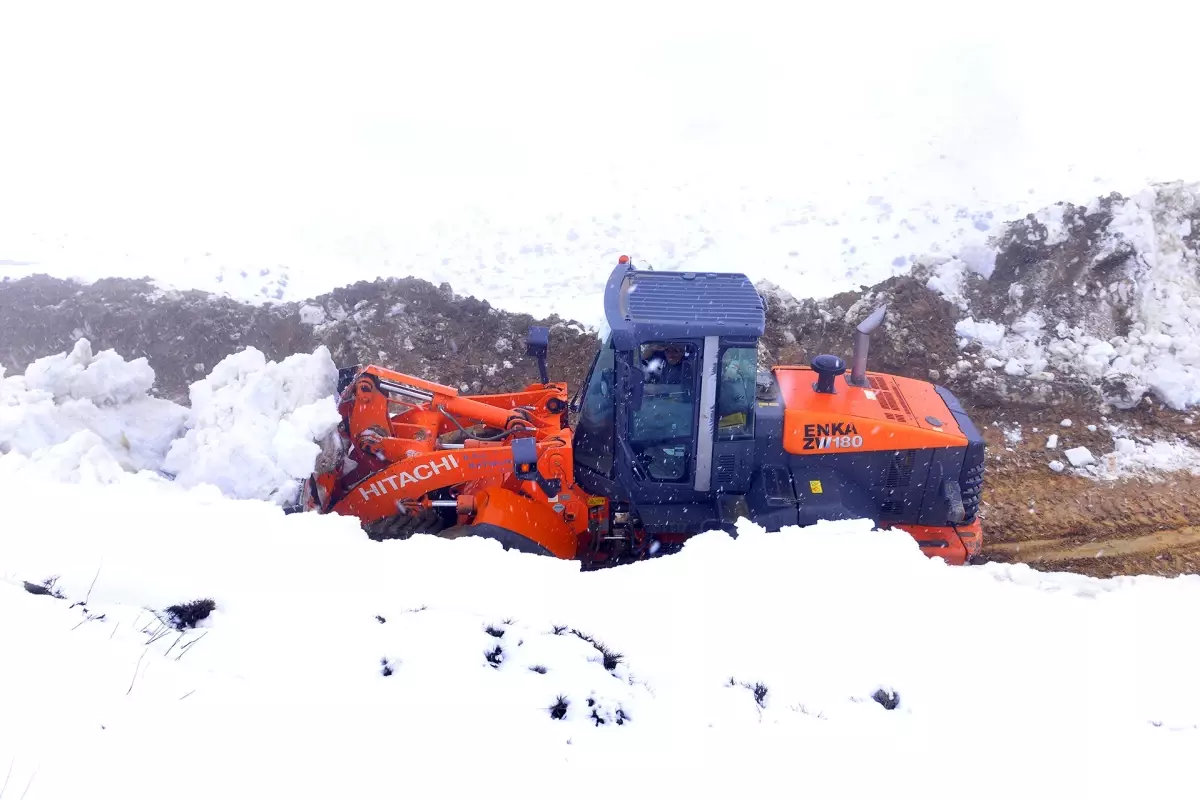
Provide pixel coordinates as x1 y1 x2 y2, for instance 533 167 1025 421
771 366 968 456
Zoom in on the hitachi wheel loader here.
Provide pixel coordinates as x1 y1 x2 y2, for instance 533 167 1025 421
296 256 986 567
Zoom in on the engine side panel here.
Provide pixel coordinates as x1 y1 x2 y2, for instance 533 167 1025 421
785 446 965 527
749 368 975 529
773 367 969 455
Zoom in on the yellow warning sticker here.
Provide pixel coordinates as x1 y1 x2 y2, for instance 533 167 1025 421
587 497 606 507
809 480 823 494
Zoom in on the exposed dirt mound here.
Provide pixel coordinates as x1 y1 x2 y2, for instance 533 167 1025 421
0 276 316 402
0 275 600 403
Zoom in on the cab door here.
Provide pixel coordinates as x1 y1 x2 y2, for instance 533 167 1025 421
620 339 702 487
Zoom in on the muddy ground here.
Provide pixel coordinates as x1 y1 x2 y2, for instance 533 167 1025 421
971 403 1200 578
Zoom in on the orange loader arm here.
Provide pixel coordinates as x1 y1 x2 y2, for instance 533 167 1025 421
306 364 590 559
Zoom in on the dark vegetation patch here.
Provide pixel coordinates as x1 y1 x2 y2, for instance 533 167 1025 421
549 695 569 720
164 598 216 630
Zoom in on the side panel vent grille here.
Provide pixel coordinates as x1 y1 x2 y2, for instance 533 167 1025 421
868 376 916 423
716 454 737 481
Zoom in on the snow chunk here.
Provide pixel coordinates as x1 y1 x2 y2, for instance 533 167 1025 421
161 347 341 503
958 244 997 280
925 258 969 308
1046 434 1058 449
956 318 1007 348
1048 460 1066 473
21 338 155 406
1065 446 1095 467
298 303 327 326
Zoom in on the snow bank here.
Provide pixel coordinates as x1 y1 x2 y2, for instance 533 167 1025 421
0 339 187 480
1 476 1199 798
929 181 1200 410
1 340 340 503
161 346 341 502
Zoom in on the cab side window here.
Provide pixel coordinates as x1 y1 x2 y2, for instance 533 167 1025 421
629 341 697 482
574 340 616 476
716 347 757 440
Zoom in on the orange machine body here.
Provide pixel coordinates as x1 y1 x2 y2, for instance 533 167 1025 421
298 259 985 569
771 366 982 565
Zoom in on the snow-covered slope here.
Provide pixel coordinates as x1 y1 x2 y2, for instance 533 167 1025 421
4 7 1200 327
2 475 1199 800
2 335 1198 798
925 182 1200 410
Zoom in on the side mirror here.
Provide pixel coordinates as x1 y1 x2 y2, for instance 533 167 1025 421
526 326 550 384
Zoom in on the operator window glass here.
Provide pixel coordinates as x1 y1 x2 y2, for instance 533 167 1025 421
630 341 697 482
574 339 616 476
716 347 757 440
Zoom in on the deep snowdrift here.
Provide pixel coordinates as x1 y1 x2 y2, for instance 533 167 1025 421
1 474 1198 799
0 339 339 502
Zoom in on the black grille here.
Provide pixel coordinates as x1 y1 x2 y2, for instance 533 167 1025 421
716 454 737 481
876 450 916 490
877 450 916 516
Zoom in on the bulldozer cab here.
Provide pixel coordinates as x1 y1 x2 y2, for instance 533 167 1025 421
571 260 766 506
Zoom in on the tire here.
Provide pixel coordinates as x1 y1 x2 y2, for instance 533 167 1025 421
438 523 555 557
363 508 448 541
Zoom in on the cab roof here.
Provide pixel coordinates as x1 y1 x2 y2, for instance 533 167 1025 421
602 259 766 350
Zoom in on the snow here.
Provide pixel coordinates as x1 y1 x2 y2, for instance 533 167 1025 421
3 7 1200 336
1074 434 1200 481
160 347 340 502
1049 460 1066 473
1046 434 1059 449
1 340 340 504
0 340 188 480
1065 446 1096 467
924 258 969 310
956 317 1007 348
3 7 1200 792
944 183 1200 409
2 476 1200 799
2 334 1200 796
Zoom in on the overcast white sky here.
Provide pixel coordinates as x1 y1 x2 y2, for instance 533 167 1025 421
1 1 1198 246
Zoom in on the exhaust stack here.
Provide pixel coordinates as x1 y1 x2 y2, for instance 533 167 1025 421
848 304 888 387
